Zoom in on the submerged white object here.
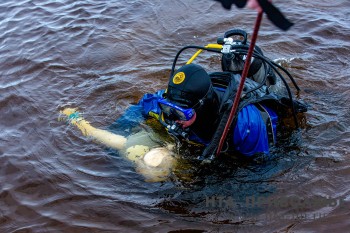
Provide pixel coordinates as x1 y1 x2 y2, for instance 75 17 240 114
143 147 171 167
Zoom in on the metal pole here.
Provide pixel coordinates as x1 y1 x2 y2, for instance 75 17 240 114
215 10 264 156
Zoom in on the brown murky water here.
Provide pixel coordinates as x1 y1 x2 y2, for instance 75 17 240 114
0 0 349 232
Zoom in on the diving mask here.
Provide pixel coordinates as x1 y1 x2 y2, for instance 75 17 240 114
158 98 195 121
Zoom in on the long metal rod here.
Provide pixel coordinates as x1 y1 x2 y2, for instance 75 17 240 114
215 10 264 156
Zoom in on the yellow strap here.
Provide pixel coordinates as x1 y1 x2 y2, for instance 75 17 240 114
149 111 160 120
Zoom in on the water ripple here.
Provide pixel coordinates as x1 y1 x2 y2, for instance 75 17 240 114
0 0 349 232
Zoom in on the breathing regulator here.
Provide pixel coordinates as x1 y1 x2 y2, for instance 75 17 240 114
217 29 264 78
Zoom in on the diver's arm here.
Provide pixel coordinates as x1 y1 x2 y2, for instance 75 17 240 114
61 108 127 150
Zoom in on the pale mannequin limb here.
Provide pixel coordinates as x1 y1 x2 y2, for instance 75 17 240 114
61 108 127 150
60 108 175 182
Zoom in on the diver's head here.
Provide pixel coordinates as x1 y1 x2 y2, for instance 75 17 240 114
166 64 214 109
160 64 219 140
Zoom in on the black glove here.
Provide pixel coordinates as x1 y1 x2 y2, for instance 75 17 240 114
213 0 247 9
213 0 294 31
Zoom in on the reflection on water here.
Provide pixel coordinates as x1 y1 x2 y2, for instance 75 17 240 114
0 0 349 232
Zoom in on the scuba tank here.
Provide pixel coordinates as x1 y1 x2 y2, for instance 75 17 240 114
219 29 277 87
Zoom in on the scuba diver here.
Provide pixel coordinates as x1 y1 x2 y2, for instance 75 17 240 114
140 29 307 159
60 29 307 181
140 63 277 157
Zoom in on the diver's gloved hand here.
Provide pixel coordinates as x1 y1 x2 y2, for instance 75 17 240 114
214 0 247 9
213 0 294 31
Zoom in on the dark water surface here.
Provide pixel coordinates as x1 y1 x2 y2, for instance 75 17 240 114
1 0 349 232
